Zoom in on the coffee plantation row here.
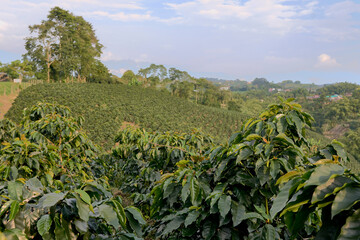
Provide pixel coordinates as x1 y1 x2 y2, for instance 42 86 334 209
5 83 246 150
1 98 360 239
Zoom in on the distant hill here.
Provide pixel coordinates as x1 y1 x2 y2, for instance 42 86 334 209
206 77 323 92
6 83 247 149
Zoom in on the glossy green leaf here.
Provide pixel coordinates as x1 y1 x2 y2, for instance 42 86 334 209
332 186 360 218
190 177 200 206
202 220 216 240
99 203 120 229
8 181 23 201
75 194 90 222
125 206 146 225
270 179 295 219
184 210 200 227
37 214 52 236
181 177 191 203
74 219 88 234
263 224 277 240
162 215 185 236
39 192 66 208
9 200 20 221
311 176 352 204
218 195 231 218
305 164 344 187
231 201 246 227
74 189 91 205
0 200 13 218
236 148 252 163
338 209 360 240
112 199 127 229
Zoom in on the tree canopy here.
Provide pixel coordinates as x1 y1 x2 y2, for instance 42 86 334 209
24 7 109 83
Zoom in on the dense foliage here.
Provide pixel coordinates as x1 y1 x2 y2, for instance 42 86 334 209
6 83 245 149
24 7 111 83
0 103 145 239
108 98 360 239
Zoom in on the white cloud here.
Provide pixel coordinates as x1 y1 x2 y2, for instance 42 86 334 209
53 0 144 10
165 0 318 34
100 51 128 61
316 54 339 68
84 11 154 21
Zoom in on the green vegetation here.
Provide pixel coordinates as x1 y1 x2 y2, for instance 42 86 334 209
2 5 360 239
0 60 34 81
0 82 21 95
2 99 360 239
24 7 115 83
0 103 145 239
6 83 245 149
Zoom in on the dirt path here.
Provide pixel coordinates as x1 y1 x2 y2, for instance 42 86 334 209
0 90 20 119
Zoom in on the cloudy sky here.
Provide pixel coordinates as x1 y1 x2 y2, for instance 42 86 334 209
1 0 360 83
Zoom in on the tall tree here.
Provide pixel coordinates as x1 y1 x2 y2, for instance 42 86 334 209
0 60 34 80
24 7 105 82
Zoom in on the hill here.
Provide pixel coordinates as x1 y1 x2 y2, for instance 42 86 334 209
6 83 246 149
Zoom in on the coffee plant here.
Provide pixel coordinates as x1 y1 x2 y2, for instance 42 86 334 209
106 127 214 215
6 83 245 149
2 97 360 239
0 102 145 239
107 98 360 239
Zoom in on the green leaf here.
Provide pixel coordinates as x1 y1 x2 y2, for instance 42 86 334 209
9 200 20 221
274 133 295 146
8 181 23 201
311 176 353 204
162 215 185 236
280 200 309 217
242 212 264 221
270 179 296 219
22 177 44 201
0 200 13 217
190 177 200 206
332 186 360 218
125 206 146 225
75 194 90 222
263 224 277 240
236 148 252 163
276 116 287 134
202 220 216 240
184 211 200 227
270 159 280 179
218 195 231 218
74 219 88 234
231 201 246 227
245 134 262 141
99 203 120 229
331 140 347 161
338 209 360 240
305 164 344 187
126 210 143 237
74 189 91 205
181 177 191 203
289 111 303 137
112 199 127 229
37 214 52 236
39 192 66 208
217 227 232 239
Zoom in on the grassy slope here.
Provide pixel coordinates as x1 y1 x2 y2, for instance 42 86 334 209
6 83 247 149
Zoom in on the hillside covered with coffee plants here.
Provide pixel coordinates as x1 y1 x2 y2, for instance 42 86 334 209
5 83 245 149
1 98 360 239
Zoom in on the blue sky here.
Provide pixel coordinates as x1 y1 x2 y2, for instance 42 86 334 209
1 0 360 84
